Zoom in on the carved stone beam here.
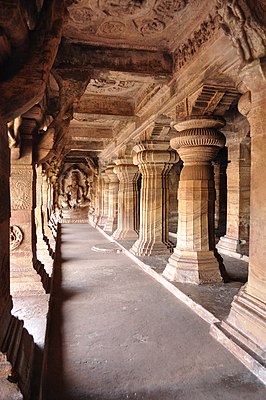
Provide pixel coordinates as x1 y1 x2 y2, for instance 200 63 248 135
0 0 66 122
55 42 173 76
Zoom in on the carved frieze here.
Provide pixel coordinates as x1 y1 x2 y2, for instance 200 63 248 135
174 12 220 70
10 226 23 251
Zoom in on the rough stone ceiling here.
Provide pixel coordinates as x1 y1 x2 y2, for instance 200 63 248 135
64 0 215 52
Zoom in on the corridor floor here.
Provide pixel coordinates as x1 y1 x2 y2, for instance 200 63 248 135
41 224 266 400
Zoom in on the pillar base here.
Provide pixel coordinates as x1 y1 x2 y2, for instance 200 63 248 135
112 228 138 241
210 287 266 384
130 240 173 256
163 249 223 284
217 235 248 259
226 287 266 355
103 218 117 233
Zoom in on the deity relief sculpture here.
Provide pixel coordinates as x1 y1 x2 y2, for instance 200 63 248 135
217 0 266 63
58 170 90 210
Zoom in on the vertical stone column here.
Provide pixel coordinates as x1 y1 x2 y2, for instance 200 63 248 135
112 158 139 240
222 61 266 355
133 171 141 234
99 172 109 225
103 164 119 233
10 123 44 295
0 119 12 349
130 141 178 256
163 116 226 284
217 130 250 257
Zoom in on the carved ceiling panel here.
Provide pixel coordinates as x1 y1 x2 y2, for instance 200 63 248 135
63 0 215 51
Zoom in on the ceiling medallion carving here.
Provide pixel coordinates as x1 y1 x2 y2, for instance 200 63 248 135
67 0 189 38
87 79 137 93
10 225 23 251
135 0 188 35
98 0 149 17
97 21 126 36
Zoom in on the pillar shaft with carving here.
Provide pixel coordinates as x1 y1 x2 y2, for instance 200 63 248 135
104 165 119 233
130 141 178 256
163 116 226 284
112 159 139 240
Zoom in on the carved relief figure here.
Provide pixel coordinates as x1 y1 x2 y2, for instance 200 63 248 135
218 0 266 63
59 170 90 210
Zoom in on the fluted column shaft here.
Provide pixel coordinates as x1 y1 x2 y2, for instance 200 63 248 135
112 161 139 240
104 165 119 233
130 142 178 256
163 116 226 284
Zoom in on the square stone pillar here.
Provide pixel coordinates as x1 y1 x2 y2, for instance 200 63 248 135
10 123 44 295
103 164 119 233
219 61 266 361
130 141 178 256
112 158 139 240
98 172 110 225
217 124 250 258
0 120 12 350
163 116 226 284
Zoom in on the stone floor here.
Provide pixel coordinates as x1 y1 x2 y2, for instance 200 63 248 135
40 224 266 400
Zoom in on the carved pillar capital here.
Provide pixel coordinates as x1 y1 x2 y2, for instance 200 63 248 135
171 116 226 163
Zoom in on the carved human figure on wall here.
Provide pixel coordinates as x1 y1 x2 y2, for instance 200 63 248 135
58 171 90 210
218 0 266 63
218 0 252 62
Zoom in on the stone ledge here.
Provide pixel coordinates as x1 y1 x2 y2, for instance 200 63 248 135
210 322 266 385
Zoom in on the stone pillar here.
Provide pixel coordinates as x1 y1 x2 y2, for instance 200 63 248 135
103 164 119 233
0 119 12 351
212 148 227 237
222 61 266 356
112 158 139 240
217 128 250 258
130 141 178 256
133 171 141 234
163 116 226 284
10 120 44 295
98 172 110 225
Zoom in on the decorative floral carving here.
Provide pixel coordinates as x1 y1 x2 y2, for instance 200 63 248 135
70 7 95 24
10 179 32 210
139 18 165 35
97 21 126 36
136 0 188 35
87 79 136 93
174 13 220 70
154 0 188 17
10 226 23 251
98 0 146 17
